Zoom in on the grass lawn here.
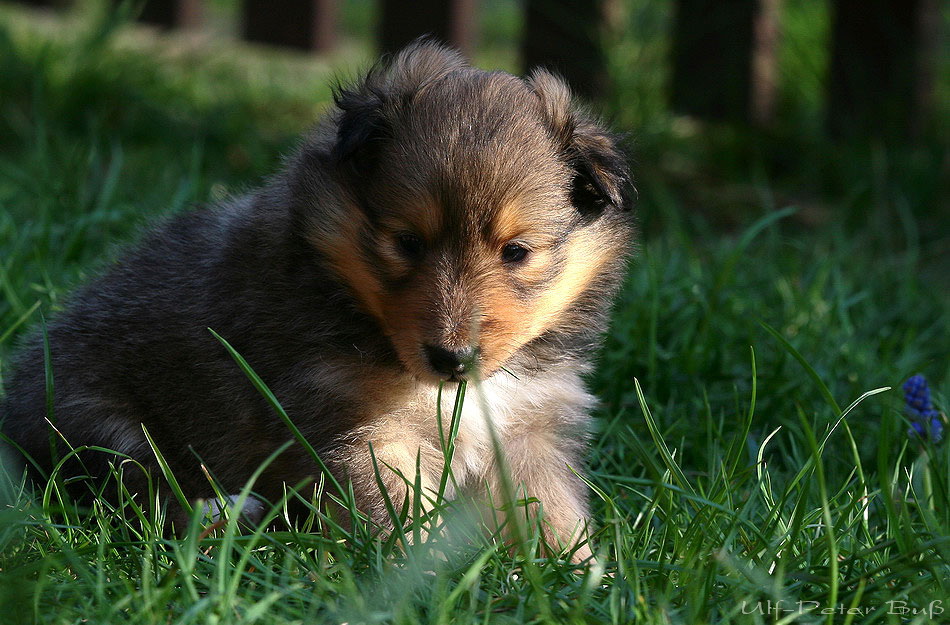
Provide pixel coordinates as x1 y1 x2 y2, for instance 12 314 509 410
1 3 948 624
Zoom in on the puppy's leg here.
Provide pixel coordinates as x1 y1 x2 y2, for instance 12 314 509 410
493 428 594 564
334 428 446 532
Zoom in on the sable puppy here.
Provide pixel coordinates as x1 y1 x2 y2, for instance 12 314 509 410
1 42 633 560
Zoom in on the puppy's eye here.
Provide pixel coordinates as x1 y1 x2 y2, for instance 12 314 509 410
501 242 530 264
396 233 425 260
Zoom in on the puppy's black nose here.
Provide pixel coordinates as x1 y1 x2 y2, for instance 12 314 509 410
424 344 477 378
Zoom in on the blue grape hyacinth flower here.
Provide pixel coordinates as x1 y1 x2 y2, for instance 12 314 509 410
903 374 943 443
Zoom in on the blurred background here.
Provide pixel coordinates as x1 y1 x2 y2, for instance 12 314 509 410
1 0 946 236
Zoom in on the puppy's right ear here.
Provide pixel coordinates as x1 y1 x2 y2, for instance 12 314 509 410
332 40 468 171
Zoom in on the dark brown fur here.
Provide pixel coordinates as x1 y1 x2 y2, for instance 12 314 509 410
1 43 634 561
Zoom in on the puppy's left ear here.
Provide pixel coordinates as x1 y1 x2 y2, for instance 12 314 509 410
529 69 634 215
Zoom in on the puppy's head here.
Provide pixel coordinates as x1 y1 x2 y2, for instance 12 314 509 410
298 42 634 382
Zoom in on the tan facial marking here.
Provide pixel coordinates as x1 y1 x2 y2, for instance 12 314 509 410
527 229 609 336
478 286 533 373
509 246 554 284
487 201 562 285
415 199 444 241
491 201 537 244
478 227 609 374
309 204 387 322
380 198 444 242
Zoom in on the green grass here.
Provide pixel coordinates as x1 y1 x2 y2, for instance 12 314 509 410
1 4 949 624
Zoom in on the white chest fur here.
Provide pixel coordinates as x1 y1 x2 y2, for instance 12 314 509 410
414 365 597 488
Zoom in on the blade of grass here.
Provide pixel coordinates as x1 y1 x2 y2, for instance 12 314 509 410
209 328 344 497
797 408 838 625
759 320 841 415
634 378 695 497
436 380 465 505
141 424 193 519
0 300 40 346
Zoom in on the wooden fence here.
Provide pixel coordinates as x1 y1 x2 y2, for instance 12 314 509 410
13 0 941 141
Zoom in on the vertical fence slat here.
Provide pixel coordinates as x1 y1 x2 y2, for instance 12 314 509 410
827 0 932 141
311 0 338 53
750 0 780 126
521 0 610 101
133 0 203 29
671 0 757 123
242 0 337 52
378 0 476 57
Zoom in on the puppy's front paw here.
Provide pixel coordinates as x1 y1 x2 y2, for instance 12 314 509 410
568 540 595 565
203 494 266 525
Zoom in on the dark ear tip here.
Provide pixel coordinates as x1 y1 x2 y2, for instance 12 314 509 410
622 182 638 211
613 173 636 211
330 39 469 170
568 129 634 215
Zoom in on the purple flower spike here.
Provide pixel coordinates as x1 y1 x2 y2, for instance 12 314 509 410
903 374 933 416
929 417 944 443
904 374 943 443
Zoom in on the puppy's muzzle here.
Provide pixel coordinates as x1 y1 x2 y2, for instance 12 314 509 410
424 344 479 379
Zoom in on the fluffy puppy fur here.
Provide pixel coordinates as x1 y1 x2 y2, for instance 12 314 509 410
1 42 634 561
